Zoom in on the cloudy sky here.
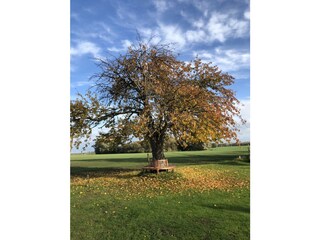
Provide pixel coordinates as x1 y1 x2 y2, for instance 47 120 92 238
71 0 250 152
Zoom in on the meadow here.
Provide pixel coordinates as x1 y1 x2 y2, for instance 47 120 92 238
71 146 250 240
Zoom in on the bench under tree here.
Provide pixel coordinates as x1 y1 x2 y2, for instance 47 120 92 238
142 159 175 174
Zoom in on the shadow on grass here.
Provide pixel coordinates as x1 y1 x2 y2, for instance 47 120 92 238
71 167 138 177
71 152 249 177
72 154 249 165
201 203 250 214
71 167 183 180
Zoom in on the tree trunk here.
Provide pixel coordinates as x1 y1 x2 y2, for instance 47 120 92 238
149 134 165 161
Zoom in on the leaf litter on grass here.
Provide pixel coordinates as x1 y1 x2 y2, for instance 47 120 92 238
71 166 249 199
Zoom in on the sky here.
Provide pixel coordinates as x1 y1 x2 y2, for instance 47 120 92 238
70 0 250 152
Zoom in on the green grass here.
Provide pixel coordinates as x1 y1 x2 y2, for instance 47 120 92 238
71 146 250 240
71 146 250 171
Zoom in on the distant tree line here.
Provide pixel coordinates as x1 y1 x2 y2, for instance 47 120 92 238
211 141 250 148
93 133 249 154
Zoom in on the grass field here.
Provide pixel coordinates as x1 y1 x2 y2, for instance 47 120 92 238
71 146 250 240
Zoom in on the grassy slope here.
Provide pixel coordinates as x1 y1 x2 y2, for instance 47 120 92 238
71 146 250 240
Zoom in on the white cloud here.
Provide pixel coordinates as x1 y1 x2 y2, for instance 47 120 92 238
122 39 132 48
191 0 209 17
167 11 249 46
70 64 77 72
244 10 250 20
107 39 132 52
139 27 153 37
153 0 170 13
71 22 115 44
186 29 206 42
139 24 186 49
181 9 249 44
70 81 93 88
205 12 249 42
107 46 122 52
192 18 205 29
217 49 250 70
115 3 137 21
135 8 249 50
70 41 101 58
194 51 213 59
71 12 79 21
83 7 95 14
230 18 249 38
236 98 250 142
138 28 162 45
158 23 186 48
193 48 250 72
206 13 231 42
238 99 250 123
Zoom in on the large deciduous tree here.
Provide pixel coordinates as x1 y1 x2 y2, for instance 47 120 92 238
70 41 244 161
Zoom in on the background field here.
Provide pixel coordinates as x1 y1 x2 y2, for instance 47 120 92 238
71 146 250 240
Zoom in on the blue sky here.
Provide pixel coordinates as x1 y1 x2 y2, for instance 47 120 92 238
70 0 250 151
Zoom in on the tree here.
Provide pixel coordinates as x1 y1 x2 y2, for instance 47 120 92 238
70 99 92 150
70 40 244 162
177 141 208 151
93 130 147 154
93 128 130 153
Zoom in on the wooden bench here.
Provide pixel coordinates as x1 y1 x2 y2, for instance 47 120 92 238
142 159 175 174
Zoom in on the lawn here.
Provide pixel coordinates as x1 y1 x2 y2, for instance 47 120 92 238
71 146 250 240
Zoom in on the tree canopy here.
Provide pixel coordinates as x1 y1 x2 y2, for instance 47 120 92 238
70 40 244 160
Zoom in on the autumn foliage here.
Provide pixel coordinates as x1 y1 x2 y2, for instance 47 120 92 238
70 40 244 160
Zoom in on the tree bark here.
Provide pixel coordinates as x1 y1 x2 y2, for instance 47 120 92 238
149 133 165 161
